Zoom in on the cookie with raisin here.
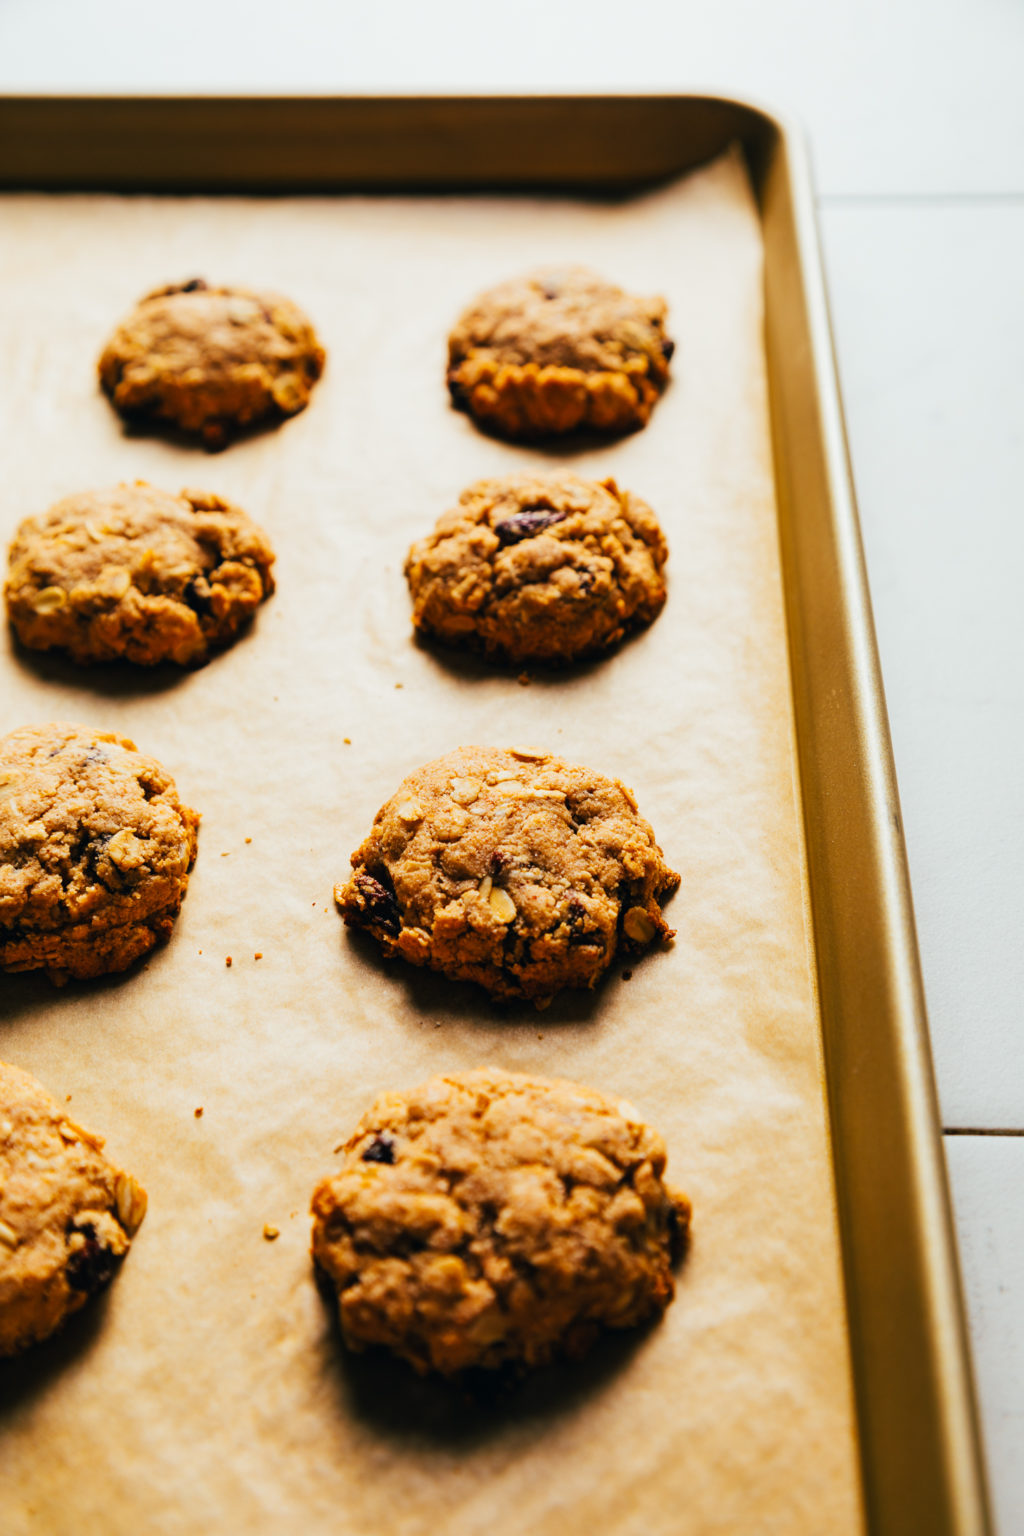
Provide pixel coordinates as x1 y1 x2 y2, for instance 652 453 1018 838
6 481 275 667
405 473 667 664
98 278 325 448
0 1060 146 1356
447 266 672 439
0 723 199 984
312 1068 690 1376
335 746 678 1007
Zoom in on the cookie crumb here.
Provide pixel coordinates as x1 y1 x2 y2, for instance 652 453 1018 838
394 682 403 690
263 1225 279 1241
221 851 230 857
65 1094 72 1102
254 951 263 960
343 737 352 745
194 1107 203 1118
244 836 252 844
225 956 232 967
621 969 633 981
517 672 532 686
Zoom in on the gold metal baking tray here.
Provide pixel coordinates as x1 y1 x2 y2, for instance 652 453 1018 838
0 93 991 1535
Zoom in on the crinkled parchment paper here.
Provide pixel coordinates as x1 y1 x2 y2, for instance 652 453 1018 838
0 149 864 1536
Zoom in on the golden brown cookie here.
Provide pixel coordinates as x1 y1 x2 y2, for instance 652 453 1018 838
335 746 678 1007
0 1060 146 1356
0 723 199 984
98 278 325 448
312 1068 690 1376
6 482 276 667
405 473 668 664
447 265 673 439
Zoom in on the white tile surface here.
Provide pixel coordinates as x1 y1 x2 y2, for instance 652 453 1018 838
1 0 1024 196
946 1134 1024 1536
820 203 1024 1131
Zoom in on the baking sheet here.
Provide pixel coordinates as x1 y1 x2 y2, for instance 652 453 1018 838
0 150 864 1535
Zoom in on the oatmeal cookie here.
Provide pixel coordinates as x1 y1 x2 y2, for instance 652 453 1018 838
405 473 668 664
0 723 199 983
335 746 678 1006
447 265 673 439
0 1060 146 1356
98 278 325 448
312 1068 690 1375
6 482 276 667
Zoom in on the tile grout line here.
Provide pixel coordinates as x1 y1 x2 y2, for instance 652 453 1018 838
818 191 1024 208
944 1127 1024 1137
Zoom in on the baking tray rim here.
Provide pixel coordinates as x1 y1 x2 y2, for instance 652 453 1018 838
0 89 993 1536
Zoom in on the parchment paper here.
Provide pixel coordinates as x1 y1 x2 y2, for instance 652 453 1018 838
0 151 864 1536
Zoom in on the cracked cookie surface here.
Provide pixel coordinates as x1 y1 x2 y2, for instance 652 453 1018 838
98 278 325 448
447 266 673 439
0 723 199 983
312 1068 690 1375
6 481 276 667
335 746 678 1007
405 473 668 664
0 1059 146 1355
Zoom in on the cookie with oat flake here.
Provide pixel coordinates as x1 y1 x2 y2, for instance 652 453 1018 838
335 746 678 1007
405 473 668 664
6 481 275 667
98 278 325 448
312 1067 690 1376
0 723 199 984
0 1059 146 1356
447 265 673 439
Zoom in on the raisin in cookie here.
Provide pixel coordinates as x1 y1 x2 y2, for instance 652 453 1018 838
0 723 199 984
312 1068 689 1375
447 266 673 439
335 746 678 1007
0 1060 146 1355
6 482 275 667
405 474 668 664
98 278 325 448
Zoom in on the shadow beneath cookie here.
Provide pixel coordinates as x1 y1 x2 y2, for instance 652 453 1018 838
113 406 297 455
448 403 651 464
410 628 651 690
0 947 173 1027
6 633 186 699
317 1269 659 1449
0 1291 112 1420
340 925 663 1035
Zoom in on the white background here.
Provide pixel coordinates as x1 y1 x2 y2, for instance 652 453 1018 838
1 1 1022 1529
